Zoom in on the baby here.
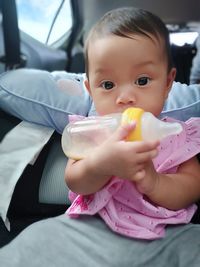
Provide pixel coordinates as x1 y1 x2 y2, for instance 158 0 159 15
65 7 200 239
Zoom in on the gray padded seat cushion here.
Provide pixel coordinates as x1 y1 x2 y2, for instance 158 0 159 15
39 134 70 205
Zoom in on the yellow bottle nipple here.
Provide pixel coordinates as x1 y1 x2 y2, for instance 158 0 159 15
121 107 144 141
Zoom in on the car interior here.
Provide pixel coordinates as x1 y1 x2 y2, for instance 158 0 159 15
0 0 200 252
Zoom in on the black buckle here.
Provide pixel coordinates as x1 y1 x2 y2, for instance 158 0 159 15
0 54 27 70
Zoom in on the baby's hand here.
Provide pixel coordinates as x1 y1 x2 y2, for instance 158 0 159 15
91 122 159 181
134 161 160 196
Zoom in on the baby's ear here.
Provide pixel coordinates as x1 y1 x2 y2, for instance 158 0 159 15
165 67 177 98
84 79 91 96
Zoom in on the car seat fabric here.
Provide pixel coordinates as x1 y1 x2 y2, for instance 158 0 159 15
0 69 92 134
0 120 54 229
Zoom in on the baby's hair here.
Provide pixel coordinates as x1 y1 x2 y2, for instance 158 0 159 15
84 7 173 78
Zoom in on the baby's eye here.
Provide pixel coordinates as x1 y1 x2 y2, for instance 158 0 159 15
135 77 150 86
101 81 114 90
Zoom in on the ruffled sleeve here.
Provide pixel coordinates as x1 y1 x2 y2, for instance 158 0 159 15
154 117 200 173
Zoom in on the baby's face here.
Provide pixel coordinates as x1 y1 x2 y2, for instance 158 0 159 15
85 34 175 116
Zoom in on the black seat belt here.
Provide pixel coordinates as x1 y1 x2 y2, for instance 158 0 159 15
0 0 26 70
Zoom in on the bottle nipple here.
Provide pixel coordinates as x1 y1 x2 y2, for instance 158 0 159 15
121 107 144 141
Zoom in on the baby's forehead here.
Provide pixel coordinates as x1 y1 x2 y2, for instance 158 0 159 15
87 33 165 57
88 30 164 45
85 32 168 75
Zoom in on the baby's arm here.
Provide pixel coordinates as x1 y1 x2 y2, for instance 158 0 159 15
135 156 200 210
65 123 158 195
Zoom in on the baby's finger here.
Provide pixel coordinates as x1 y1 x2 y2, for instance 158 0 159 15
133 169 146 181
137 149 158 162
133 140 160 153
111 122 136 141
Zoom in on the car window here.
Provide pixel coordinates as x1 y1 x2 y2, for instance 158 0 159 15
16 0 72 45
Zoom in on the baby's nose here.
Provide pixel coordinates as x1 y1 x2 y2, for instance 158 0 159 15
116 87 136 105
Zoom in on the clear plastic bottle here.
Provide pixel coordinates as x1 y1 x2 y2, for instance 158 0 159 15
61 108 183 159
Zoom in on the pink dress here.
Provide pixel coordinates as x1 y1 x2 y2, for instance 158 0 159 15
66 116 200 240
